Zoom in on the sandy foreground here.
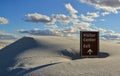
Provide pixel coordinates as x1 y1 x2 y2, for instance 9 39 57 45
0 36 120 76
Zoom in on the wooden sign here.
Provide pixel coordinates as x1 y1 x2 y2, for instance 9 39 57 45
80 31 99 57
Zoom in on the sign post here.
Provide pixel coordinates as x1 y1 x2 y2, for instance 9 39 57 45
80 31 99 57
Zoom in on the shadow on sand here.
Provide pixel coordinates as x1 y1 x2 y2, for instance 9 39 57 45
10 62 61 76
61 49 109 60
98 52 109 58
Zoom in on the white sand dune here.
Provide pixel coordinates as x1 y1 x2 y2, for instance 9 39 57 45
0 36 120 76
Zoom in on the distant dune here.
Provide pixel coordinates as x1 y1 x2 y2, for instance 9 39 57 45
0 40 14 49
0 36 120 76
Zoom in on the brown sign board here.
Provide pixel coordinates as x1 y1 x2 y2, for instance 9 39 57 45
80 31 99 57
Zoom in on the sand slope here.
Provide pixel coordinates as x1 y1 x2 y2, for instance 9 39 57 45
0 36 120 76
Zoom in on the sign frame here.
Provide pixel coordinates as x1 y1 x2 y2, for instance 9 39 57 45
80 31 99 57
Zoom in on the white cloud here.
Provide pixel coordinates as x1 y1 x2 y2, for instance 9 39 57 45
71 14 78 19
59 22 92 37
65 3 78 18
25 13 54 24
101 12 110 16
65 16 92 33
54 14 71 24
0 17 8 24
76 22 92 31
18 29 29 33
80 0 120 13
81 14 94 22
25 13 71 24
18 27 78 37
60 21 92 35
87 12 99 17
18 28 61 36
93 27 120 40
0 31 18 40
65 3 78 14
95 27 115 34
81 12 99 22
55 27 78 37
45 25 58 29
101 33 120 40
78 22 91 27
61 26 77 34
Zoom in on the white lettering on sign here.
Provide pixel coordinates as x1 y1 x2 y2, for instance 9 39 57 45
83 44 90 48
83 38 96 42
82 33 96 49
83 33 96 37
87 49 93 55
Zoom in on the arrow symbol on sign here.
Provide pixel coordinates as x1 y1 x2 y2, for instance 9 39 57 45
87 49 93 55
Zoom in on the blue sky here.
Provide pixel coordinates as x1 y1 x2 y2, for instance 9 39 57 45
0 0 120 40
